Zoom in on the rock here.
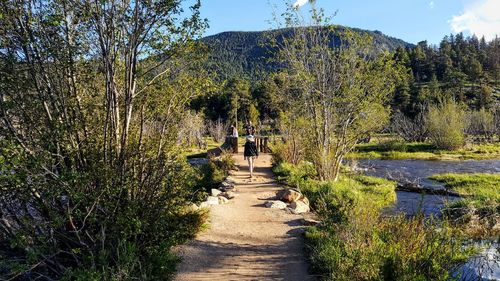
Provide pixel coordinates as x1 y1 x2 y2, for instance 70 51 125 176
188 203 199 211
225 178 236 184
278 189 303 203
199 202 210 208
211 189 222 197
218 196 229 204
300 196 310 206
219 181 235 191
206 196 219 205
221 191 236 199
265 200 287 209
289 201 310 214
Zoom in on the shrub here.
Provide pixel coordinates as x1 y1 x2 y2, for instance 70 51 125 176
465 108 495 142
178 111 206 148
195 151 235 195
426 100 466 150
391 111 428 142
274 113 310 165
380 140 408 152
0 147 207 280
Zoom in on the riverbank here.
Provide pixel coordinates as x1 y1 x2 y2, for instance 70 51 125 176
347 141 500 160
430 173 500 201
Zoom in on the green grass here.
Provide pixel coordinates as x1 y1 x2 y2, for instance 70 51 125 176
273 161 397 221
348 141 500 160
429 173 500 202
429 173 499 238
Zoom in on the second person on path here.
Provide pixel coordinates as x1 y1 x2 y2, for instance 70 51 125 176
243 134 259 178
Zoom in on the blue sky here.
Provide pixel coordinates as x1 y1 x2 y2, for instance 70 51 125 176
194 0 500 45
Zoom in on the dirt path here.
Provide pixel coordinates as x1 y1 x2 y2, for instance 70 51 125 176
175 152 315 281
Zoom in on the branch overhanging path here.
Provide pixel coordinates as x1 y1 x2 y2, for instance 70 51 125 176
175 152 315 281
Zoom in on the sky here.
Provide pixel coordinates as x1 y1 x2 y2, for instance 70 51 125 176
194 0 500 45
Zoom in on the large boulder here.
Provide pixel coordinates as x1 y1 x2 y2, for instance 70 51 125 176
206 196 219 205
289 200 310 214
211 189 222 197
277 189 303 203
265 200 287 210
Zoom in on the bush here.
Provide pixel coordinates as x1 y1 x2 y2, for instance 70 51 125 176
273 161 396 223
380 140 408 152
391 111 428 142
0 146 207 280
273 113 310 165
178 111 206 148
426 100 466 150
465 108 495 142
195 151 235 195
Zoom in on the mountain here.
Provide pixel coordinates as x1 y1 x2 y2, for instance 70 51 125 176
201 26 414 81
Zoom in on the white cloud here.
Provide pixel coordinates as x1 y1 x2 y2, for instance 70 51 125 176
293 0 308 8
449 0 500 40
429 1 435 9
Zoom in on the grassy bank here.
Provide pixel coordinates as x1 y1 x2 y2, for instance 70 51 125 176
429 173 499 238
347 141 500 160
272 161 472 280
429 173 500 201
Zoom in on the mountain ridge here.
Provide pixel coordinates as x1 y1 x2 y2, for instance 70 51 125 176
201 26 415 81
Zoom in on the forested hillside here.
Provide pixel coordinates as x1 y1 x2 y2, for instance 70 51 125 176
202 26 413 81
200 28 500 120
392 35 500 114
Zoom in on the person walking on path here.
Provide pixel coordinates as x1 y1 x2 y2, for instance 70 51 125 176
243 134 259 178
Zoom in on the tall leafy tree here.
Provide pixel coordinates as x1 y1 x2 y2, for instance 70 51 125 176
272 3 398 181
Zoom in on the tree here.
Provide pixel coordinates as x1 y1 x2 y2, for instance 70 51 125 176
223 78 251 127
0 0 209 278
476 85 493 109
272 3 397 181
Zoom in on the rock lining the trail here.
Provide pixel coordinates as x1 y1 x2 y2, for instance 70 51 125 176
265 200 288 209
268 188 311 214
197 177 240 208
